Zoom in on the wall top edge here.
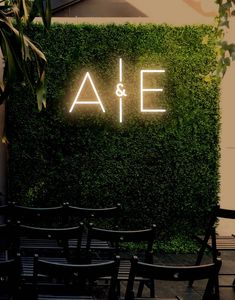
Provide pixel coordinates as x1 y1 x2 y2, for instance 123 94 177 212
33 17 215 26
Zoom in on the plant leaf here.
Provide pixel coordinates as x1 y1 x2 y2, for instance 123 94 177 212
202 35 209 45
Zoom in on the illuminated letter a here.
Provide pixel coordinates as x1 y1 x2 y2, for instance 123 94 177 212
69 72 105 112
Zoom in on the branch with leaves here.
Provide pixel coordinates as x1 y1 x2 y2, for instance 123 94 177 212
0 0 51 110
215 0 235 77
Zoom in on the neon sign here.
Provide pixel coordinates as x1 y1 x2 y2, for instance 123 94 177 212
69 59 166 122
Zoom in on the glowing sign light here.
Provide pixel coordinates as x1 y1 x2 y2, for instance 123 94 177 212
69 59 166 121
140 70 166 113
69 72 105 113
115 58 127 123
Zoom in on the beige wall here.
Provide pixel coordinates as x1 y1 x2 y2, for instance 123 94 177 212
218 17 235 235
51 0 217 24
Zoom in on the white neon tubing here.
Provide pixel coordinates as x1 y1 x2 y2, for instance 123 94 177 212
119 58 122 83
119 98 123 123
140 70 166 112
69 72 105 113
119 58 123 123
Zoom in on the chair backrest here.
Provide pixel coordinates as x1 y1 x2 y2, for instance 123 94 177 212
33 254 120 300
211 206 235 259
9 202 66 227
216 206 235 219
0 255 21 299
1 202 122 227
63 202 122 227
201 205 235 232
0 204 10 224
125 256 222 300
87 224 156 260
0 221 17 259
17 222 84 259
199 205 235 259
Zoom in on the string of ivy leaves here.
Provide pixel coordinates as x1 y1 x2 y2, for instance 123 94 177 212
204 0 235 83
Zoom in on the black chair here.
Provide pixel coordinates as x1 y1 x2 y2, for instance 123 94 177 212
0 254 21 299
193 205 235 295
86 224 156 297
63 202 122 227
125 256 222 300
0 221 17 261
33 254 120 300
0 204 10 224
63 203 122 251
16 222 84 256
9 202 66 227
16 223 84 283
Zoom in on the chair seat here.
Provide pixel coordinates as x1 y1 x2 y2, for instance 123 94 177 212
0 250 8 261
20 238 63 250
38 296 93 300
118 260 131 280
21 256 68 278
91 259 147 281
70 235 112 250
129 298 178 300
20 237 112 250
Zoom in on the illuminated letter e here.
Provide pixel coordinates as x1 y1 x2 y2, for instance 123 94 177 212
140 70 166 112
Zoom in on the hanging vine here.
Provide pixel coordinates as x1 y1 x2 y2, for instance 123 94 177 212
215 0 235 77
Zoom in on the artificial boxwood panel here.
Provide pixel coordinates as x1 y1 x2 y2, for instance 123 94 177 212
6 24 220 237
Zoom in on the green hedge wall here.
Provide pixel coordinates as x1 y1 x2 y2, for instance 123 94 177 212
6 23 220 237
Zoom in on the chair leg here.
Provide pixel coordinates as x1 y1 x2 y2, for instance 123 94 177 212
232 278 235 291
117 279 121 298
136 281 144 297
214 274 220 300
137 279 155 298
203 272 220 300
149 279 155 298
189 242 208 287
